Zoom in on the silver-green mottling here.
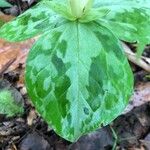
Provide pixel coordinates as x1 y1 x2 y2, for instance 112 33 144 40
25 22 133 142
1 0 149 142
94 0 150 9
94 0 150 54
104 9 150 55
0 1 63 41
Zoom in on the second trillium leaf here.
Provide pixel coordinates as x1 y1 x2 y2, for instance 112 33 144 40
0 1 62 42
0 0 12 7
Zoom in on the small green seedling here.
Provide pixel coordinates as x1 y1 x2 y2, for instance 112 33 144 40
0 0 150 142
0 90 24 117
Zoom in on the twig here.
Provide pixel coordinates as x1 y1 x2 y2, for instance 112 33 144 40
0 58 16 76
122 42 150 72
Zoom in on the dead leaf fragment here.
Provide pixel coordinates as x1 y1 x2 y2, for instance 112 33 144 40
0 38 36 85
27 109 37 126
124 82 150 114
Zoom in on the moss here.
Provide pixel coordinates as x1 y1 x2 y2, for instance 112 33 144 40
0 90 24 117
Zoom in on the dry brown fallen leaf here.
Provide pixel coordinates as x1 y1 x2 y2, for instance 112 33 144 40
0 39 36 83
0 12 14 22
124 82 150 114
0 12 36 85
27 109 37 126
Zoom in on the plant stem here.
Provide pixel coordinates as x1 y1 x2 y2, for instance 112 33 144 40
110 126 118 150
122 42 150 72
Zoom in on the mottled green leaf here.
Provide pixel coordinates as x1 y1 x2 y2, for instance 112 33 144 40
79 8 110 23
94 0 150 10
95 0 150 54
43 0 75 21
0 0 12 7
98 19 137 43
25 22 133 142
104 9 150 55
0 1 63 42
43 1 109 22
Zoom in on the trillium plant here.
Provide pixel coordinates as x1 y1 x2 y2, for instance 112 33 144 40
0 0 150 142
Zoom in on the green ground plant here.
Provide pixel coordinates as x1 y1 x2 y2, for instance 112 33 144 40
0 0 12 7
0 0 150 142
0 90 23 117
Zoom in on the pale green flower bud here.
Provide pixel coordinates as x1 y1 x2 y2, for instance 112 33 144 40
69 0 93 18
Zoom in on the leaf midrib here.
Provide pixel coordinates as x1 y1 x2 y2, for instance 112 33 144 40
75 21 80 139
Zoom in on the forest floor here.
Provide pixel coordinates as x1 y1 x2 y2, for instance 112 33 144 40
0 0 150 150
